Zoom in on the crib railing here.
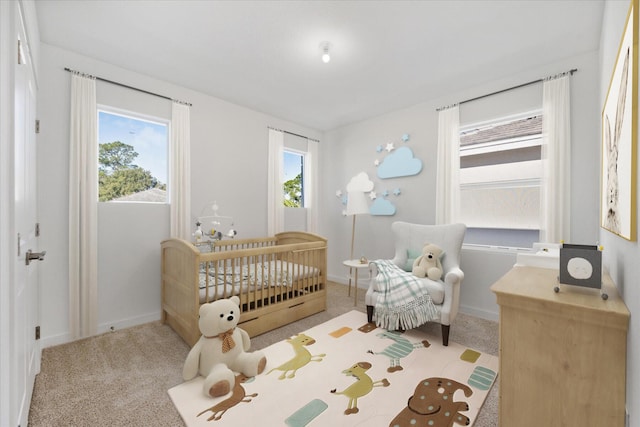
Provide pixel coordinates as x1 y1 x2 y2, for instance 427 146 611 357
198 239 326 312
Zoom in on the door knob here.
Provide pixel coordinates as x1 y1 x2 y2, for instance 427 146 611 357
25 249 46 265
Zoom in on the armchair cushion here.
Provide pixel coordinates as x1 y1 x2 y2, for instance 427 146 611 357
404 248 423 272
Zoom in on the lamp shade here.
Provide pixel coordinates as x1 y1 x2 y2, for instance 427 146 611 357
346 191 370 216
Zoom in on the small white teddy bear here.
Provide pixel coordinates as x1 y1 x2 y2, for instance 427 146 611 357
182 296 267 398
412 243 444 281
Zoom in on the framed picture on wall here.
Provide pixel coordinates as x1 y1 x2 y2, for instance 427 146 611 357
601 0 638 241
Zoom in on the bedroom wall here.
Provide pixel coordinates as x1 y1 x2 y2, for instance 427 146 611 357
321 49 601 322
600 1 639 424
37 43 321 347
37 17 608 350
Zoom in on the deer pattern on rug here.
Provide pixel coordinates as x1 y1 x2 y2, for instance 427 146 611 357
266 333 326 380
196 374 257 422
330 361 390 415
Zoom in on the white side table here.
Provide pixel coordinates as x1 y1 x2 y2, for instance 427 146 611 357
343 259 369 306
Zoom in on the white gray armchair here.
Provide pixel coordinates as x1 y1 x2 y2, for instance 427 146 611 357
365 222 466 346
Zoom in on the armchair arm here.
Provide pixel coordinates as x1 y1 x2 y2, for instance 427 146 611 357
440 266 464 326
444 266 464 287
367 262 383 292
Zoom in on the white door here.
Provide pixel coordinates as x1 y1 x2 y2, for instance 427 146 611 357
12 5 41 426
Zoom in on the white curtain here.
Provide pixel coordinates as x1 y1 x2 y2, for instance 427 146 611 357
170 101 191 239
540 75 571 243
305 139 319 233
69 73 98 339
436 105 461 225
267 129 284 235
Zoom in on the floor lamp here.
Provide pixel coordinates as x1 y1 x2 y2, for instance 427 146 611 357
346 190 370 261
345 190 369 302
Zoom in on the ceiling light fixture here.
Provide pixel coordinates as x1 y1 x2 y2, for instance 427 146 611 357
320 42 331 63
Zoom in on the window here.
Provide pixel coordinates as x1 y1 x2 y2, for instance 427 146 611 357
97 108 168 202
283 149 305 208
459 113 542 248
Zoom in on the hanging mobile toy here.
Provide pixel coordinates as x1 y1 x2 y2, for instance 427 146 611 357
194 221 203 242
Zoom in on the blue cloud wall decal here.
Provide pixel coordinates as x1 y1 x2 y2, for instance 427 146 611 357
377 146 422 179
370 198 397 216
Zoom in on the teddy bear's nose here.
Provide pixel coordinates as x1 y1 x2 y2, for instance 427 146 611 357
227 315 234 321
428 254 433 259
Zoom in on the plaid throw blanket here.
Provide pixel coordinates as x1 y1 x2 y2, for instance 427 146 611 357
371 259 440 330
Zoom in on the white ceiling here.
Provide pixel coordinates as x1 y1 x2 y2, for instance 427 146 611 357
35 0 605 131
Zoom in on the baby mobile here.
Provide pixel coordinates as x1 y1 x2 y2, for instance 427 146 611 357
194 201 238 242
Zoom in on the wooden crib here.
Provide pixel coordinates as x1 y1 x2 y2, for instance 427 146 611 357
161 231 327 346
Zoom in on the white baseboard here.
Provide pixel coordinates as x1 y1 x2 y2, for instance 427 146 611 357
40 332 72 349
327 273 368 288
327 273 347 285
97 311 161 335
40 311 162 349
459 304 499 322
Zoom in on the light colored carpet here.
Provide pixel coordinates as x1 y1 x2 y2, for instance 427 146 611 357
169 310 498 426
29 282 498 426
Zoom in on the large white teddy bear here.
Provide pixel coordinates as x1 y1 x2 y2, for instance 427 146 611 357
412 243 444 281
182 296 267 398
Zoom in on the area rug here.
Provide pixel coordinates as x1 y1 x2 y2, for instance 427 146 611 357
168 310 498 426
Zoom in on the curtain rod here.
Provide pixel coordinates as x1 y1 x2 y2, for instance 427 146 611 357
269 126 320 143
436 68 578 111
64 67 192 107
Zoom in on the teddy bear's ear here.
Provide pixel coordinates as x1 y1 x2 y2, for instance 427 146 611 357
230 295 241 307
424 243 444 258
199 303 209 315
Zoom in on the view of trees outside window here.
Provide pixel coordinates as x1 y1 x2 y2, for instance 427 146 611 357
283 150 304 207
98 110 168 202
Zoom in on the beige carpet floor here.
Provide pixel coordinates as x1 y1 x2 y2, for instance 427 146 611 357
28 282 498 426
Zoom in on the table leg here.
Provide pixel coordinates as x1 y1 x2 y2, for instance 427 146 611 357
354 269 358 306
348 267 352 296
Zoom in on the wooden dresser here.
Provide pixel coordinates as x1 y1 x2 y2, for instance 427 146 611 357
491 266 630 427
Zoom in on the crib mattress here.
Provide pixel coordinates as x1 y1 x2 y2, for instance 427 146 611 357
198 260 319 302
